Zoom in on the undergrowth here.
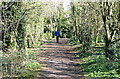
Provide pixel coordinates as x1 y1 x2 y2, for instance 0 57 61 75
1 48 41 78
69 36 120 78
17 49 41 77
77 47 120 78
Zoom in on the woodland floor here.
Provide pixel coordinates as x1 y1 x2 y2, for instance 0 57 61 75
34 38 86 79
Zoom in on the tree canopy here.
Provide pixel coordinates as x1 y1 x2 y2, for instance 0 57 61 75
0 1 120 78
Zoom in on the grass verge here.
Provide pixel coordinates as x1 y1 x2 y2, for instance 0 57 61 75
76 48 120 78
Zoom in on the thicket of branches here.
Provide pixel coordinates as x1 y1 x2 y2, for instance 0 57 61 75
0 1 120 78
69 2 120 60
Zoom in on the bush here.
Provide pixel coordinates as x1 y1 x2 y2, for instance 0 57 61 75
1 49 41 78
26 61 41 71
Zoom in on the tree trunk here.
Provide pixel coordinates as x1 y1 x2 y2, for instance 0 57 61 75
101 2 116 60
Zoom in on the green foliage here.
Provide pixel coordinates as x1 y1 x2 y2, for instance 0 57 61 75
77 52 93 58
31 42 43 48
16 49 41 77
44 32 52 40
16 60 41 77
1 1 120 78
16 68 35 77
77 48 120 78
27 49 39 60
68 36 80 45
26 61 41 71
0 49 41 77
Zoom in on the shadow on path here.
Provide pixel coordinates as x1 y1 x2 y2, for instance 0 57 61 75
35 38 85 78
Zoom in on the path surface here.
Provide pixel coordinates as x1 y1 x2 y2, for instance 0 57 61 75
35 38 84 78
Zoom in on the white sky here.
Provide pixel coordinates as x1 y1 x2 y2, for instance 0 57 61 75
61 0 71 10
41 0 71 11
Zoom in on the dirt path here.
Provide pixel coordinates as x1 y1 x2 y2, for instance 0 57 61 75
35 38 84 78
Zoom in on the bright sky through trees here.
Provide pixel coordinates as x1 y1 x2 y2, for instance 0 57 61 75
41 0 71 11
59 0 71 11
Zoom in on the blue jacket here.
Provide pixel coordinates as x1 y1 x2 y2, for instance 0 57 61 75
55 31 60 36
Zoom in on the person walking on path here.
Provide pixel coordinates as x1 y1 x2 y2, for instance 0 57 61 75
55 30 60 43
